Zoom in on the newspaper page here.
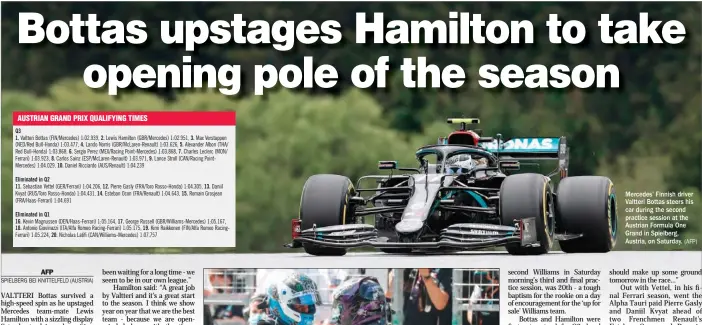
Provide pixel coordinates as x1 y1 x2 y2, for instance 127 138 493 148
1 2 701 325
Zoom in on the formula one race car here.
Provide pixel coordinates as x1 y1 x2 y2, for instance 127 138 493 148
285 118 617 256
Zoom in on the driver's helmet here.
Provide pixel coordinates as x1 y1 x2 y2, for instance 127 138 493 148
330 276 389 325
445 154 477 175
266 272 321 325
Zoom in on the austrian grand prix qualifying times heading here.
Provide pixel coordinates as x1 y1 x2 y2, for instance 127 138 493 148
12 111 236 248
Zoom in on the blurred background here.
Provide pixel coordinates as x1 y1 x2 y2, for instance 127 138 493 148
1 2 700 252
203 268 500 325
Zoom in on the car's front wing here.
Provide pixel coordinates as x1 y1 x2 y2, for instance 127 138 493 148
285 218 540 251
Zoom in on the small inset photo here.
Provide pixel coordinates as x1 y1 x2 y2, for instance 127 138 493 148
203 268 499 325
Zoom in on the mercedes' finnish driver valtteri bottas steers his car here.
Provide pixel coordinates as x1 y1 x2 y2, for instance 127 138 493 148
257 272 322 325
285 118 618 256
329 276 390 325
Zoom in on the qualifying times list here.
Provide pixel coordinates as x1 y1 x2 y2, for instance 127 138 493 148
12 111 236 247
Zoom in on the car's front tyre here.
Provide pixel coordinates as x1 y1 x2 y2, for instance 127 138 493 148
500 173 555 255
299 174 354 256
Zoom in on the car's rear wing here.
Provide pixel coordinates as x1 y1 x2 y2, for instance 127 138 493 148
479 136 569 178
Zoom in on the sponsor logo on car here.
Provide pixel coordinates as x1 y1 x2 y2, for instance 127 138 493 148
480 138 559 151
468 230 501 235
469 224 506 230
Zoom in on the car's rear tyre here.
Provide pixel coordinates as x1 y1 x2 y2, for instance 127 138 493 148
299 174 354 256
556 176 617 253
500 173 554 255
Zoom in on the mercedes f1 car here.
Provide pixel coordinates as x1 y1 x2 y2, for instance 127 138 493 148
285 118 617 256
